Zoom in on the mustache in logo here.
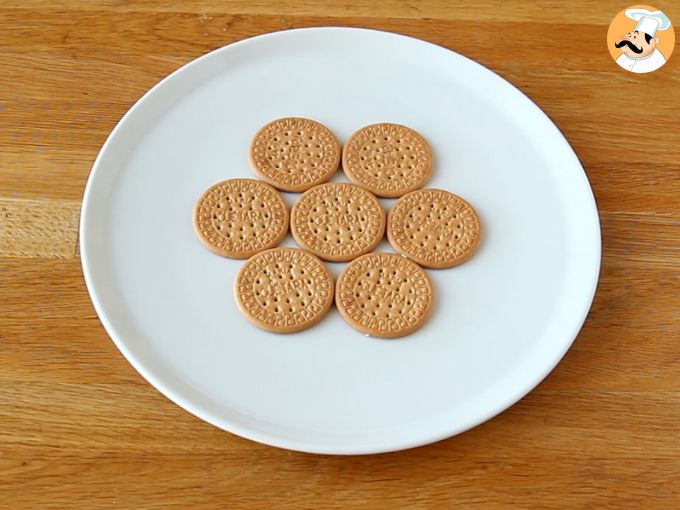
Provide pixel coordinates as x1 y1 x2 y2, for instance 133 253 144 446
615 39 643 54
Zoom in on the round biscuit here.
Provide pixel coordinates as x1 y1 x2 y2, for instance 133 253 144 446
335 252 434 338
249 117 341 192
387 189 481 268
193 179 289 259
290 183 385 262
342 123 432 198
235 248 334 333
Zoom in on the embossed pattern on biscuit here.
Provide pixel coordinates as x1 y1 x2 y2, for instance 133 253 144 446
235 248 334 333
249 118 341 192
291 183 385 262
388 189 481 269
193 179 288 259
336 253 433 338
342 123 432 198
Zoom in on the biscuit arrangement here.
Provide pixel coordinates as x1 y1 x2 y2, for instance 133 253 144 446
194 117 481 337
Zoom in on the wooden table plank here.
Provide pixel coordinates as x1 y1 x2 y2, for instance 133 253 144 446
1 0 634 24
0 199 80 258
4 449 677 509
1 1 679 508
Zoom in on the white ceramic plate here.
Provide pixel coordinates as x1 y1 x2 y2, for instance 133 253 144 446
81 27 600 454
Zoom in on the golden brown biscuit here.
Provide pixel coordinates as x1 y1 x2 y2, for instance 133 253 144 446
335 252 434 338
387 189 481 269
342 123 432 198
235 248 334 333
290 183 385 262
249 117 341 192
193 179 289 259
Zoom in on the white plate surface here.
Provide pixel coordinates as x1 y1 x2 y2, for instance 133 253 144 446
81 27 601 454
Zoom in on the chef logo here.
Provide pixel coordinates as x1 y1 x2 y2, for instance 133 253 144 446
607 5 674 74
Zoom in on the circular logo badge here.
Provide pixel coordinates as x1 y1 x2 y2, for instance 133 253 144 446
607 5 674 74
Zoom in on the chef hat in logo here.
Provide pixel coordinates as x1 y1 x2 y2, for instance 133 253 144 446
625 8 671 37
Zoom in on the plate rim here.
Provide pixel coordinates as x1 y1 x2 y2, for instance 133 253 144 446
80 26 602 454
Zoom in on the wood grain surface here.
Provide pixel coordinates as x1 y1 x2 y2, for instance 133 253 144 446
1 1 679 508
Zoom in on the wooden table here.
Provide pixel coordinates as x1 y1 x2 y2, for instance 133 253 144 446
2 2 679 508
